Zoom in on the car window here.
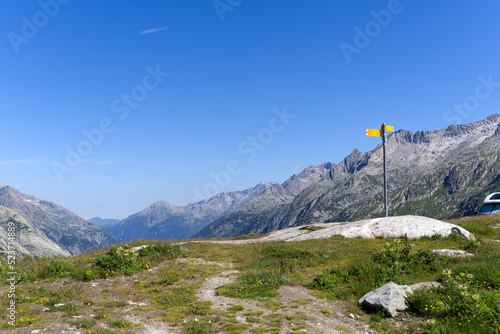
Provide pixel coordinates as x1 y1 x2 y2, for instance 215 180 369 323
491 205 500 215
479 204 494 214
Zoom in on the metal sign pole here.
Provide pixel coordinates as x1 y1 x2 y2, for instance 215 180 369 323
366 123 393 218
382 123 388 217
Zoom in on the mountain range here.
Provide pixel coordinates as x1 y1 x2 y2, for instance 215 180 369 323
109 114 500 242
1 114 499 256
195 114 500 238
108 162 334 242
0 184 118 255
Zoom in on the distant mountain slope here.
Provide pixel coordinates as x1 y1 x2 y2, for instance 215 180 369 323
0 206 71 257
110 181 276 241
194 162 334 238
88 217 122 230
196 114 500 238
0 185 118 254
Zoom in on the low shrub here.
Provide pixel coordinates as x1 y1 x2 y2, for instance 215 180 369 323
407 269 500 333
78 243 183 280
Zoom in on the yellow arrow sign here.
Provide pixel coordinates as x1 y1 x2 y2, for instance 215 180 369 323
366 129 381 137
381 124 394 132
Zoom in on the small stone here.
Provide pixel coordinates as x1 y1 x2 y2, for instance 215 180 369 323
137 303 147 307
410 281 442 291
348 313 355 319
43 308 50 312
72 316 82 319
54 303 65 307
31 330 41 334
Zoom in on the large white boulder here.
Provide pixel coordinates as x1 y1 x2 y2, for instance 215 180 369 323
284 215 470 241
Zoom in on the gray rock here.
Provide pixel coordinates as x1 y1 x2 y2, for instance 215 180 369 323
131 245 149 251
409 281 442 290
431 249 474 257
359 282 413 317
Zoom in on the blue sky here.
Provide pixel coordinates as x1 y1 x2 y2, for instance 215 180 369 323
1 0 500 219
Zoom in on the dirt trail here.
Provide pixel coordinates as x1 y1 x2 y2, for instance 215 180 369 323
193 258 372 334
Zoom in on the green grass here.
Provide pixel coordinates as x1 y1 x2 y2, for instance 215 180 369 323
183 320 213 334
107 319 134 328
70 318 97 329
308 237 449 299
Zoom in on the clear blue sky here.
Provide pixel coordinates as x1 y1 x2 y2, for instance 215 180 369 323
1 0 500 219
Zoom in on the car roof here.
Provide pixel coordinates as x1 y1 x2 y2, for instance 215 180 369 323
484 192 500 203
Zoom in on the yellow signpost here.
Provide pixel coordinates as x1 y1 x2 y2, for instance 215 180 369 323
365 129 381 137
366 123 394 217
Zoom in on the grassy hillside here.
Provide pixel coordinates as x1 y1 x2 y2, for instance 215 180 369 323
1 215 499 333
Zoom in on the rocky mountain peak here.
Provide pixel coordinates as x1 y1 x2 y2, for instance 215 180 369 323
444 113 500 138
391 129 432 144
282 162 334 195
340 149 364 174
